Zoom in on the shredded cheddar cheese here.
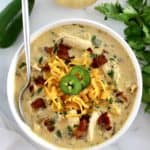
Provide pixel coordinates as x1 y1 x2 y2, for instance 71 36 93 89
43 52 114 117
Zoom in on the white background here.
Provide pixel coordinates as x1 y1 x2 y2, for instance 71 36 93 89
0 0 150 150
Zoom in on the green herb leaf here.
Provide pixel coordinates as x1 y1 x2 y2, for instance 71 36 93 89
95 0 150 113
95 3 137 23
143 72 150 88
127 0 147 11
127 38 145 51
142 87 150 103
142 24 150 44
124 23 143 38
143 66 150 74
141 6 150 26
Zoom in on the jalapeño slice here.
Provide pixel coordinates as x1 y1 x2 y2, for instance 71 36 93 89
60 75 82 95
70 65 91 89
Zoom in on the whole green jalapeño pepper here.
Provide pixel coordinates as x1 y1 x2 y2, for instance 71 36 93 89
0 0 35 48
60 75 82 95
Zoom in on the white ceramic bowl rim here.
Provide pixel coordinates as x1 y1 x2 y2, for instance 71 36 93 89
7 18 143 150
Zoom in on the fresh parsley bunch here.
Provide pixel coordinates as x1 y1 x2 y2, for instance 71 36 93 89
95 0 150 112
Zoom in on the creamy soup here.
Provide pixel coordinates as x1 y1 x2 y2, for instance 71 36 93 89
15 24 137 149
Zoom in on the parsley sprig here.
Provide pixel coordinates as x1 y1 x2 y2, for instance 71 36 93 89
95 0 150 113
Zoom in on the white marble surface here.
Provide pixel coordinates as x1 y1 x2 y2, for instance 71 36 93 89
0 0 150 150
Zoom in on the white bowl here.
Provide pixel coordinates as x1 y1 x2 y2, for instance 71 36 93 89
7 19 142 150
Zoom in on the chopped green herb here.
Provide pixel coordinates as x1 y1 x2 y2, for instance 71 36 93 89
56 130 62 138
91 35 102 48
73 124 78 128
90 53 97 58
67 126 73 136
108 97 113 104
53 44 58 53
101 80 105 84
19 62 26 69
107 69 114 78
38 56 43 64
63 111 67 115
109 57 115 61
36 87 43 94
104 16 108 20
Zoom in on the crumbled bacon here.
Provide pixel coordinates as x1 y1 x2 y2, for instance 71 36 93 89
29 84 34 93
31 98 46 110
97 112 112 131
44 119 55 132
60 95 68 101
34 76 45 86
42 63 50 72
91 54 107 68
57 43 71 60
116 91 128 101
44 47 53 56
87 48 93 54
74 115 89 139
65 56 75 64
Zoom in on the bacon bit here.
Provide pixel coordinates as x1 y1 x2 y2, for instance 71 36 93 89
42 63 50 72
29 84 34 93
31 98 46 110
44 47 53 56
65 56 75 64
44 119 55 132
65 59 71 64
87 48 93 54
60 95 69 101
74 115 89 139
91 54 107 68
116 91 128 101
97 112 112 131
57 43 71 60
116 91 123 97
34 76 45 86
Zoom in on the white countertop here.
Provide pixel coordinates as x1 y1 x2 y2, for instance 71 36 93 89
0 0 150 150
